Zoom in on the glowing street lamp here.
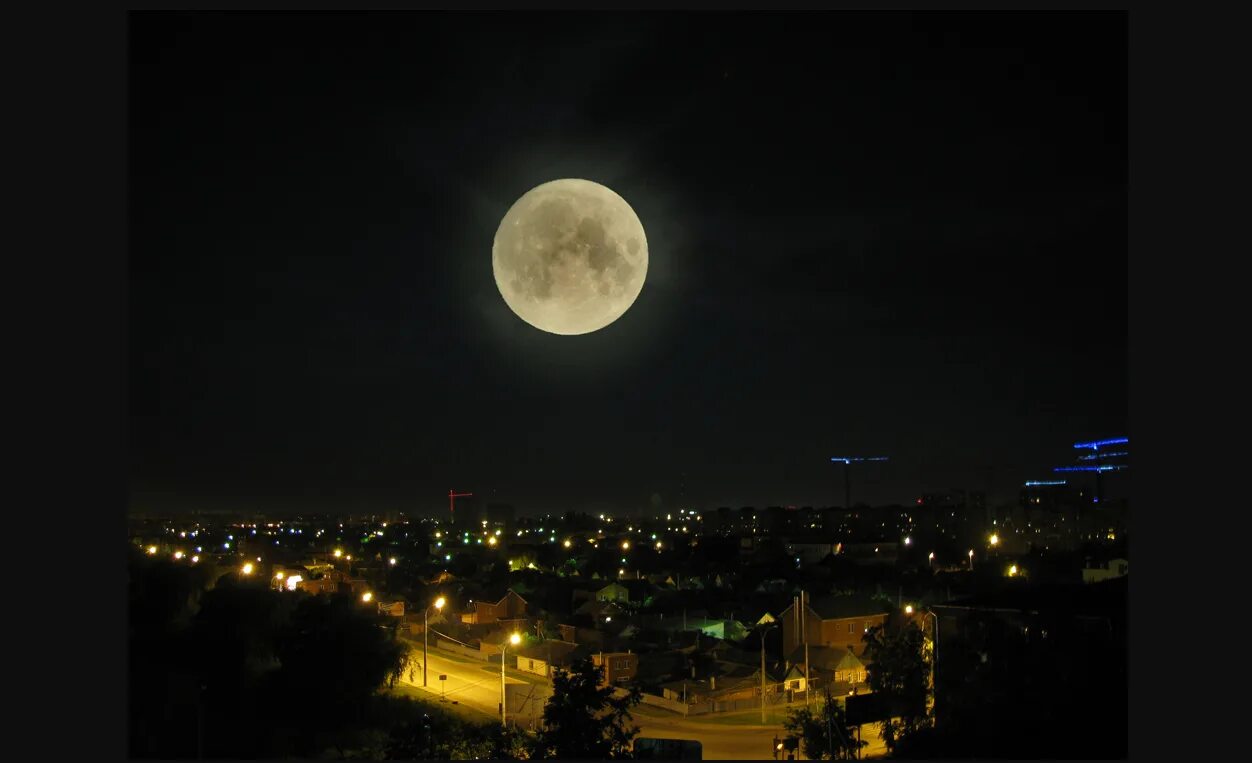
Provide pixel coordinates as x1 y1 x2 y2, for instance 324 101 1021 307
424 596 446 686
173 551 184 560
1008 564 1019 577
333 549 343 558
905 605 915 615
621 541 630 551
904 536 912 546
389 557 397 566
488 536 498 547
146 546 157 555
989 534 1000 547
241 562 254 575
361 592 373 603
502 633 522 727
563 539 572 548
968 550 974 569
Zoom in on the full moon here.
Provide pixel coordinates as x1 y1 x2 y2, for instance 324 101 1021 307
493 178 648 335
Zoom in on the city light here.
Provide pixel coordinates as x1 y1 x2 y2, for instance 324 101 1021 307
362 592 373 603
564 539 572 548
1008 565 1019 576
622 541 630 551
275 571 285 580
903 536 912 546
173 551 184 559
656 541 663 550
334 549 343 558
488 536 498 546
905 605 914 614
435 596 446 610
1025 480 1067 487
389 557 397 565
191 556 199 563
989 534 999 546
509 633 521 646
1073 437 1128 450
241 562 254 575
285 575 301 590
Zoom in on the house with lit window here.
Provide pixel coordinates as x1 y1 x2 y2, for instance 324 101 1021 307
780 594 890 657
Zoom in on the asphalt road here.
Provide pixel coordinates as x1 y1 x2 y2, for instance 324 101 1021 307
399 644 529 719
400 644 889 760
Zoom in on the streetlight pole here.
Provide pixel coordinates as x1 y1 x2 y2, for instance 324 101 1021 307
501 632 520 728
424 597 445 687
760 624 774 724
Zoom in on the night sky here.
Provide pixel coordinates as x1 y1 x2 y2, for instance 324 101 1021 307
128 13 1127 516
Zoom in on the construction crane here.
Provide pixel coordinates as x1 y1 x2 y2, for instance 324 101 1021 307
830 456 889 510
448 490 472 527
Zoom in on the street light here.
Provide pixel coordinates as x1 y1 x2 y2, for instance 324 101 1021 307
424 596 446 687
989 534 1000 547
968 549 974 569
361 592 373 603
502 632 521 727
759 623 779 723
904 604 915 615
241 562 254 575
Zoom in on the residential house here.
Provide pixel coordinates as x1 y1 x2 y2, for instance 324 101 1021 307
780 594 890 657
786 645 867 694
592 651 639 684
1082 557 1128 584
514 640 583 679
596 582 630 603
461 589 528 625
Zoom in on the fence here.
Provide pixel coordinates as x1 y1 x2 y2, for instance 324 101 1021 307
436 638 488 661
640 688 799 717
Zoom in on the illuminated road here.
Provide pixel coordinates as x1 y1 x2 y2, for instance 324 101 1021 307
629 706 887 760
399 644 528 719
401 644 888 759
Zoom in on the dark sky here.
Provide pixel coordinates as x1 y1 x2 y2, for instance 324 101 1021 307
128 12 1127 516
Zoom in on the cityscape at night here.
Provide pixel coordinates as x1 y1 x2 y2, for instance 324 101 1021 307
128 11 1128 760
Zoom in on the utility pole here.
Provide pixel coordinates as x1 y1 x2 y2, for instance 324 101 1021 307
801 590 810 709
760 625 772 723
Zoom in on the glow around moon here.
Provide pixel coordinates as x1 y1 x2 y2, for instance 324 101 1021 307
493 178 648 335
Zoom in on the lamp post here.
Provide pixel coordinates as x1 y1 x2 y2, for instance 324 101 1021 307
760 623 778 724
501 632 521 727
424 596 446 687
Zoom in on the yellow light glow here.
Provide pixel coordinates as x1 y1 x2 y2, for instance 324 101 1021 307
509 633 521 645
905 605 914 614
191 555 199 563
334 549 343 558
286 575 302 590
146 546 157 555
346 555 352 561
435 532 442 538
656 541 662 550
1009 565 1019 576
989 534 1000 546
564 539 572 548
362 592 373 603
389 557 397 565
173 551 184 560
275 571 285 580
488 536 498 546
622 541 630 550
241 562 254 575
435 596 446 610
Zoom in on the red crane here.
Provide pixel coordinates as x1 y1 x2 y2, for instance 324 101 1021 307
448 490 472 526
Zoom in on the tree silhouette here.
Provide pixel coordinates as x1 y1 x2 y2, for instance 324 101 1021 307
861 619 930 754
534 658 641 759
783 687 865 760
